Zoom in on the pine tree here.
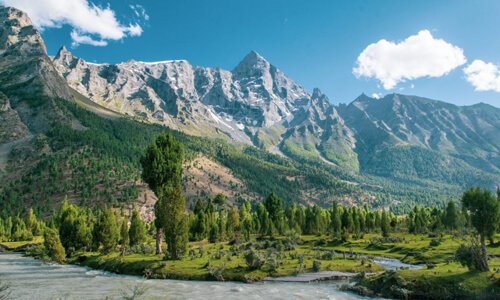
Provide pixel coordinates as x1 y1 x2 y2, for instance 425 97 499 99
120 218 130 247
381 210 390 237
444 200 459 230
93 208 119 253
264 192 284 234
129 210 147 246
141 133 187 258
43 228 65 263
227 207 240 239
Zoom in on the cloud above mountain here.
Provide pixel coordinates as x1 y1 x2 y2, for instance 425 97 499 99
353 30 467 89
0 0 145 47
464 60 500 93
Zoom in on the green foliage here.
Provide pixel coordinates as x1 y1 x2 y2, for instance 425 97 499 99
142 134 188 259
58 198 92 252
120 219 130 247
461 187 499 271
43 228 65 263
93 208 119 253
244 249 264 270
312 260 321 272
128 210 146 246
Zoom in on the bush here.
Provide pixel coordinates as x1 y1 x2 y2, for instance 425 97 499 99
265 254 280 273
455 242 483 271
312 260 321 272
244 250 264 270
429 239 442 247
314 239 328 246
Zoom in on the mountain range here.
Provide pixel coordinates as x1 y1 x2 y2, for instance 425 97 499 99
0 6 499 215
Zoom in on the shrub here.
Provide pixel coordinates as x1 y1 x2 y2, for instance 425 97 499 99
429 239 442 247
244 250 264 270
455 242 483 271
312 260 321 272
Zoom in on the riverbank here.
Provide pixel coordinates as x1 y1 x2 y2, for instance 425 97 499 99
4 233 500 299
344 262 500 299
0 253 368 300
62 238 386 283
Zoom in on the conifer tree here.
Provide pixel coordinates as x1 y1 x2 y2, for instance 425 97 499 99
141 133 187 258
120 218 130 247
93 208 119 253
129 210 147 246
44 228 65 263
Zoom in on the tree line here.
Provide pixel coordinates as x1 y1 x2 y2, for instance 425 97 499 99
1 133 498 272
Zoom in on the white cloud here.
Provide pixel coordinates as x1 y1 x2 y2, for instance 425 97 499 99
463 60 500 92
353 30 467 89
0 0 145 46
130 4 149 21
371 93 382 99
70 30 107 47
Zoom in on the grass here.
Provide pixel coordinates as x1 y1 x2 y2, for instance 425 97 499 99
0 236 43 250
70 237 384 282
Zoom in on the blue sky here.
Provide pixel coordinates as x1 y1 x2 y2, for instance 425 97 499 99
4 0 500 106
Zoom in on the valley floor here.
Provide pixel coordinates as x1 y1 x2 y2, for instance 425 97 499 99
2 233 499 299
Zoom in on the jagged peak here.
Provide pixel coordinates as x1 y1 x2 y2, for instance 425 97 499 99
233 50 270 74
312 88 323 98
55 46 72 59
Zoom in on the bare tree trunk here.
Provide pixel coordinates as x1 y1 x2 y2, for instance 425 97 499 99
479 234 489 271
156 227 163 255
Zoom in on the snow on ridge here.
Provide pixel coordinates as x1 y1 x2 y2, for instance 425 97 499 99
139 60 188 65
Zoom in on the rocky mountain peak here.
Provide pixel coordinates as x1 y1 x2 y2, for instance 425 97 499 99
232 50 271 80
0 6 46 55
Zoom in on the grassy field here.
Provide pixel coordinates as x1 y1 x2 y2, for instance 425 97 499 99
0 236 43 250
70 237 386 282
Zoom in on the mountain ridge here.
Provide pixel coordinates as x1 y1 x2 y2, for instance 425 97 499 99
0 5 498 215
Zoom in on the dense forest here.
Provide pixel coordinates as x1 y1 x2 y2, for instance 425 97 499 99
0 99 462 218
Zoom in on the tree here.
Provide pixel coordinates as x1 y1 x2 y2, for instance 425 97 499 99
256 203 270 237
444 200 459 230
129 210 147 246
264 192 284 234
163 185 189 259
43 228 65 263
59 204 91 252
227 207 240 239
141 133 186 257
120 218 130 247
213 194 227 207
381 210 390 237
25 208 41 236
93 208 119 253
461 187 500 271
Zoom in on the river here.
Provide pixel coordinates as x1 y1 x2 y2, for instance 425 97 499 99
0 253 380 300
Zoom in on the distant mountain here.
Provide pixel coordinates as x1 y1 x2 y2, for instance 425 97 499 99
338 93 500 186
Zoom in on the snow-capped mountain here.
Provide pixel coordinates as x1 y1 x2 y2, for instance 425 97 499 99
52 46 357 170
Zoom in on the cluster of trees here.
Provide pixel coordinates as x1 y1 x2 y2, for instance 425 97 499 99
0 209 41 242
17 196 150 262
188 193 396 243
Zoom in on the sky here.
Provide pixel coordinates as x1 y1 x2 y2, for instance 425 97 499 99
2 0 500 107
